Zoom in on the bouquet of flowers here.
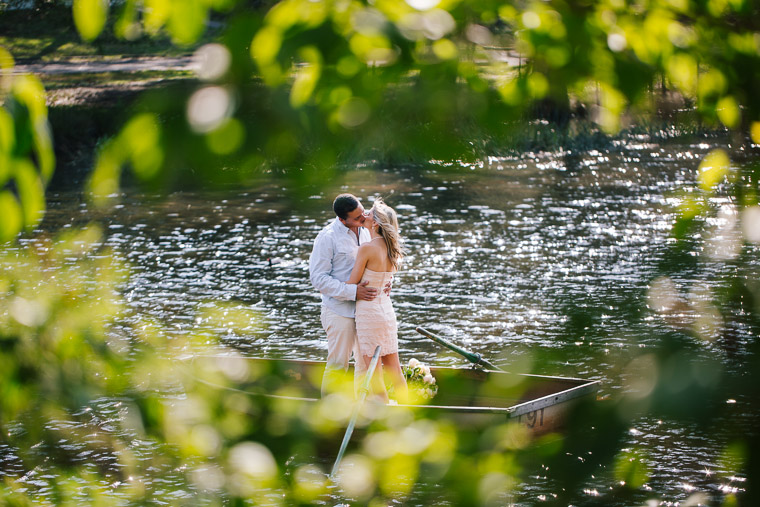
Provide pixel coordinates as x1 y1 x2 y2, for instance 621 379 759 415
403 358 438 401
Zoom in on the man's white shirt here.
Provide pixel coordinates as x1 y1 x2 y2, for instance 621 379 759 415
309 218 371 318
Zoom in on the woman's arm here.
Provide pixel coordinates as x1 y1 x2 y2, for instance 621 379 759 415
347 245 371 285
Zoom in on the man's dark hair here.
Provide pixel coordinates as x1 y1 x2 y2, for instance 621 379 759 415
333 194 360 220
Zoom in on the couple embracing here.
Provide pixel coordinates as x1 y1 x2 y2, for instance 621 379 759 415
309 194 407 403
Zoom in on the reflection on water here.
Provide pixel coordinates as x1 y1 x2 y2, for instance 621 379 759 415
3 138 757 504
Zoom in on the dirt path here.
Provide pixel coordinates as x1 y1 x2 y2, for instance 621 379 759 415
13 55 196 75
11 56 196 107
11 51 523 107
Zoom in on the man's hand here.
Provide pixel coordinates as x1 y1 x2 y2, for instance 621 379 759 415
383 279 392 296
356 281 379 301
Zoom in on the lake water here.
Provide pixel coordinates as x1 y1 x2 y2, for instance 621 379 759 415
3 134 757 505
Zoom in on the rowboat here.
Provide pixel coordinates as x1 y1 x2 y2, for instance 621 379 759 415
209 356 600 437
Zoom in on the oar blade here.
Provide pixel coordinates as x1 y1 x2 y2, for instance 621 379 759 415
330 345 382 479
415 326 503 372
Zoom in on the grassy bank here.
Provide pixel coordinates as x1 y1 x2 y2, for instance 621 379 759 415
40 69 194 91
37 64 726 192
0 5 212 61
45 85 724 194
8 6 725 192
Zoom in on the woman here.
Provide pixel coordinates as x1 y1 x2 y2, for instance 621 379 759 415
346 198 408 403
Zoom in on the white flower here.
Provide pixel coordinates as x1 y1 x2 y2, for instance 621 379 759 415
401 358 438 400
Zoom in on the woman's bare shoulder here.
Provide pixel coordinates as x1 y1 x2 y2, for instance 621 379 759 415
359 241 384 260
356 243 379 259
360 240 384 251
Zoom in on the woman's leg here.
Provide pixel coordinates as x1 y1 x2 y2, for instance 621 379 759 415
382 353 408 403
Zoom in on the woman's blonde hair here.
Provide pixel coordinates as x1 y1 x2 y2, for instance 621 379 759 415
371 197 404 271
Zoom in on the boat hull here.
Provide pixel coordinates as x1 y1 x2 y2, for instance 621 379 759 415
198 356 599 437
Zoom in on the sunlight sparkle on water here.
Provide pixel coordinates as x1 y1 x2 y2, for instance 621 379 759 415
24 145 756 505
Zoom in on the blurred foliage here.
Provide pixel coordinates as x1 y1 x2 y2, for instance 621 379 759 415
0 5 218 61
1 0 760 504
75 0 760 198
0 48 53 243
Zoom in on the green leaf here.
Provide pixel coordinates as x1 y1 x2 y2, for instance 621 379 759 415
144 0 171 34
716 96 740 129
12 75 47 124
206 118 245 155
613 448 650 489
88 140 124 206
33 121 55 184
168 0 207 46
0 109 14 187
698 149 731 191
432 39 459 60
666 53 697 95
121 113 163 180
251 26 283 66
752 122 760 144
114 0 142 40
0 46 13 72
0 190 23 243
72 0 109 42
14 159 46 229
290 47 322 108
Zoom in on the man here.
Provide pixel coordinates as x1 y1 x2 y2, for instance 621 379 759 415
309 194 378 396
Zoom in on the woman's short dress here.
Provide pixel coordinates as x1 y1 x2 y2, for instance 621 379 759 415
355 268 398 357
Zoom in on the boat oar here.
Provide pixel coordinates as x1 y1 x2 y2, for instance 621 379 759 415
415 326 503 372
330 345 382 479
